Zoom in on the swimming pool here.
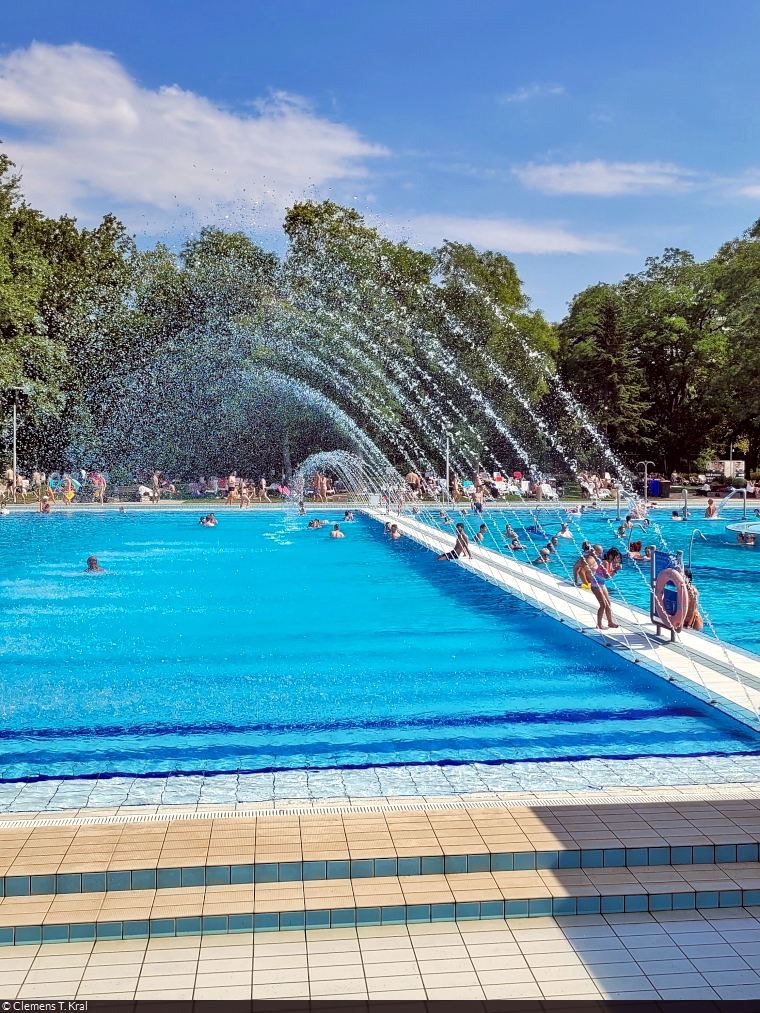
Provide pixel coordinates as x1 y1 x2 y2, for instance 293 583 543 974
0 509 758 782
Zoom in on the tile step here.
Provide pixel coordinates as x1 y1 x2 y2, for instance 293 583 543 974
3 841 759 898
1 880 759 946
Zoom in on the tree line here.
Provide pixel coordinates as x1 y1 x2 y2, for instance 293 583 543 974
2 149 759 480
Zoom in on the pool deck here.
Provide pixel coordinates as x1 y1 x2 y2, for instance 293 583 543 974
5 789 760 999
366 509 760 734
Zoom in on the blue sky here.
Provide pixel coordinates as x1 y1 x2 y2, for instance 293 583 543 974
2 0 759 318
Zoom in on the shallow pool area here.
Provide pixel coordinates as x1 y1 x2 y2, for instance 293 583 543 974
1 508 759 787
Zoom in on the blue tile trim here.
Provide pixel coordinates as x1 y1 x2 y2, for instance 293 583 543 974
3 887 760 946
2 841 759 899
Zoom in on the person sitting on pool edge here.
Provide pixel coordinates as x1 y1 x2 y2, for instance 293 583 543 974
437 522 472 561
330 523 344 538
86 555 104 572
683 568 704 630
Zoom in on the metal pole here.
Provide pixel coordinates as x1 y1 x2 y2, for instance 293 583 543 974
616 488 621 520
682 487 689 519
12 391 17 502
637 460 655 512
445 434 450 503
744 487 747 520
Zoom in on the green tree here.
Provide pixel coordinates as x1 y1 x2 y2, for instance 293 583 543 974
557 284 652 455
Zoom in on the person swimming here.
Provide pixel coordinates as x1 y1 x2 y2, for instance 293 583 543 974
344 511 355 521
557 522 573 539
532 547 551 566
705 498 717 518
330 523 345 538
671 510 683 521
509 537 525 551
504 523 517 540
390 523 401 540
86 555 104 572
628 540 650 560
474 524 487 542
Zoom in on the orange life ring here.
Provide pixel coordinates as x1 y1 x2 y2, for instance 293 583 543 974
654 567 688 630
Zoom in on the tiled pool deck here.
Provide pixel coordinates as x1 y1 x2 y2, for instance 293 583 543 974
4 788 760 999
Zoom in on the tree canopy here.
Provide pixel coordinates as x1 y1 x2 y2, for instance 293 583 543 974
2 148 759 479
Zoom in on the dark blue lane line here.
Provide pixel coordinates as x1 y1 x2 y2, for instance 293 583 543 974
3 747 760 785
0 706 708 741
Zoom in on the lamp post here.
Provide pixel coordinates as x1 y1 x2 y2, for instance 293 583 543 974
637 460 655 510
9 387 23 504
445 433 450 503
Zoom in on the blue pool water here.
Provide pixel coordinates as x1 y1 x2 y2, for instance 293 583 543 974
435 503 760 654
0 509 758 781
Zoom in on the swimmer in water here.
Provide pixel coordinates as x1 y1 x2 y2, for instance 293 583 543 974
474 524 487 542
207 513 217 526
627 540 650 560
705 498 717 518
86 555 104 572
343 511 355 521
330 523 345 538
671 510 683 521
504 523 517 540
298 502 306 516
509 537 525 551
557 522 573 539
390 523 401 540
533 547 551 566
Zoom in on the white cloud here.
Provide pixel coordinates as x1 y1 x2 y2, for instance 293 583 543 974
501 84 565 103
0 42 387 228
735 182 760 199
515 159 695 195
406 214 625 255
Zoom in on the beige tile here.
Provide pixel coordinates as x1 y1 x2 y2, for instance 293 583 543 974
139 960 198 977
252 966 309 984
133 987 195 999
194 970 252 988
362 958 419 976
365 972 424 990
24 966 86 984
309 979 368 997
483 982 544 999
252 980 311 998
425 985 486 999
